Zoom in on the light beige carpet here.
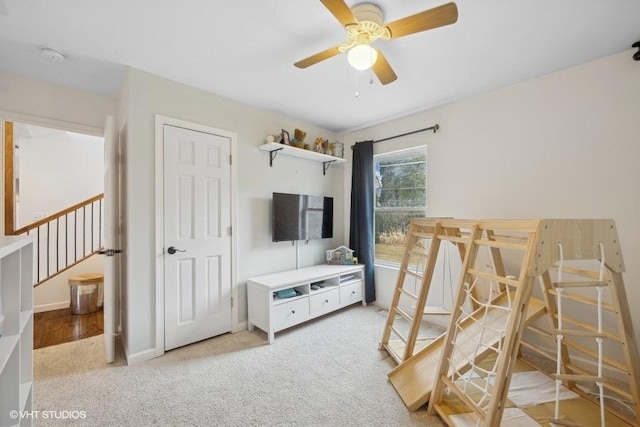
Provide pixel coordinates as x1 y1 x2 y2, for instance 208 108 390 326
34 305 446 426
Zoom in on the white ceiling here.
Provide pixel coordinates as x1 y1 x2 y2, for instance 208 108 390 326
0 0 638 133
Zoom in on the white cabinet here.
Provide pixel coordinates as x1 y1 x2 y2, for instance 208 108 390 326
247 264 365 344
0 236 34 427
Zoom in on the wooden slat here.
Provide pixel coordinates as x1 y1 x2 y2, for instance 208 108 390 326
564 362 633 400
552 313 622 342
552 281 608 288
467 268 520 287
423 306 449 315
403 269 424 280
552 373 604 383
412 231 435 239
554 328 609 339
407 249 429 258
435 234 468 245
473 238 528 251
389 326 407 343
489 233 529 242
399 287 418 300
394 307 413 323
547 288 615 312
549 265 602 280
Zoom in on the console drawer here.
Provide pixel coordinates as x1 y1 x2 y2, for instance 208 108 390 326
273 298 309 330
340 281 363 305
310 288 340 316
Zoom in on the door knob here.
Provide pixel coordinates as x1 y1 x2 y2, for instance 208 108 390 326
167 246 186 255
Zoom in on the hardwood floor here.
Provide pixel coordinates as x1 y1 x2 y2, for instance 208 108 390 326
34 308 104 349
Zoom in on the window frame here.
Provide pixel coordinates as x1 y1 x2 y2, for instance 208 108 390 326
373 145 428 268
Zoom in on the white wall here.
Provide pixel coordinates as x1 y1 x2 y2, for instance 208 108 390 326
0 71 114 130
17 128 104 227
343 50 640 344
120 69 345 360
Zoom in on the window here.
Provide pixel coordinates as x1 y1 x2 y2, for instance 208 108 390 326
374 146 427 266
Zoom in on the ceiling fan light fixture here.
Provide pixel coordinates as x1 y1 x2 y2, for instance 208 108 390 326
347 44 378 70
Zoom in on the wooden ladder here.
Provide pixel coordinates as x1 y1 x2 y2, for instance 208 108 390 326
380 218 470 364
528 262 640 425
379 219 443 363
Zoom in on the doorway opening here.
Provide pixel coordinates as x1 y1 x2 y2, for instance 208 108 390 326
3 120 105 349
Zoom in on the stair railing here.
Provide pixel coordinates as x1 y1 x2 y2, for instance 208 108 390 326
12 194 104 285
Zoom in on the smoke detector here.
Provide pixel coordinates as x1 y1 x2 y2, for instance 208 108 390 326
40 47 66 62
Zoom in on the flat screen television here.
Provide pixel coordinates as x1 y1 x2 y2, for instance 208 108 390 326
272 192 333 242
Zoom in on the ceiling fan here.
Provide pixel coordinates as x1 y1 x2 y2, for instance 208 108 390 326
294 0 458 85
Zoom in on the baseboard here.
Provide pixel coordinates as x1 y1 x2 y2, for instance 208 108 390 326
233 321 248 333
125 347 158 365
34 301 69 313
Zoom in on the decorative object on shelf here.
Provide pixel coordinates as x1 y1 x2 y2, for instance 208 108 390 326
281 129 290 145
332 142 344 158
291 128 307 149
633 41 640 61
274 288 298 299
326 245 355 265
313 136 331 156
265 132 282 145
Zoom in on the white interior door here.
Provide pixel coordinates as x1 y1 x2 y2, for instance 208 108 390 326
163 124 232 351
103 115 118 363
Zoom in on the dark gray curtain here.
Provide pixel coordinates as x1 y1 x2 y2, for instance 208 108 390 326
349 141 375 303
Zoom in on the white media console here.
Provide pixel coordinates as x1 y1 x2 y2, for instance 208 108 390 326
247 264 365 344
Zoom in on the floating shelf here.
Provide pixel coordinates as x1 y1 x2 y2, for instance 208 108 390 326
258 142 346 175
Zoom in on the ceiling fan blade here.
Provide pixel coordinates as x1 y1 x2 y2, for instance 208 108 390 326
294 46 342 69
372 51 397 85
385 2 458 39
320 0 358 27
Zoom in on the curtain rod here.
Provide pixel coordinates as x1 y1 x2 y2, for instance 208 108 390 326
373 124 439 144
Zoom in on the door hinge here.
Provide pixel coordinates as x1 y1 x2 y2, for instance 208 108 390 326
231 297 234 308
98 249 122 257
229 154 232 165
228 226 232 237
